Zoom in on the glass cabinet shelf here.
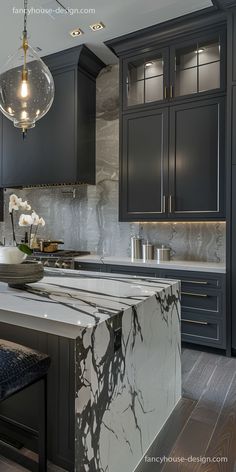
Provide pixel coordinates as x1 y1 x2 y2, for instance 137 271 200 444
175 38 221 97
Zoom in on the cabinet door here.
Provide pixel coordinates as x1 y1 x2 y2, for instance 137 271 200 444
169 97 225 219
170 31 226 101
232 165 236 350
122 48 169 110
1 68 76 187
120 108 168 221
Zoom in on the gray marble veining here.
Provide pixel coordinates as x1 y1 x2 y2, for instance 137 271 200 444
0 64 226 262
0 269 181 472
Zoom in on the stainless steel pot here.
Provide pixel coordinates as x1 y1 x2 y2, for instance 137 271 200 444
156 245 171 263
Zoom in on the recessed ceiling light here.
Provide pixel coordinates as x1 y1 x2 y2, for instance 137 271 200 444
70 28 84 38
89 22 105 32
195 48 204 54
145 62 153 67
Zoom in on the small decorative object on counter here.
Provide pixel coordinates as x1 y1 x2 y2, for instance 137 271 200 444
131 236 142 260
0 194 46 265
142 242 154 262
156 245 171 263
0 261 44 286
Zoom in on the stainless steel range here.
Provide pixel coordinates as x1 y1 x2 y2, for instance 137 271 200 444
28 250 90 270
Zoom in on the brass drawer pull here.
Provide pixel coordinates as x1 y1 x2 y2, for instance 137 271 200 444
182 291 208 298
164 86 168 99
182 319 208 326
183 280 208 285
162 195 166 213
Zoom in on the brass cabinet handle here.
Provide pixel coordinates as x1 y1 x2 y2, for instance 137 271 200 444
183 280 208 285
182 291 208 298
169 195 174 213
182 319 208 326
164 86 168 99
170 85 173 98
162 195 166 213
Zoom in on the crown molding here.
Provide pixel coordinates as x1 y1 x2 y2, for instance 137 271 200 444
106 8 226 57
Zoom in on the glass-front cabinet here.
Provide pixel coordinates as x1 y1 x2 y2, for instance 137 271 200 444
124 49 168 108
123 33 225 109
173 36 222 98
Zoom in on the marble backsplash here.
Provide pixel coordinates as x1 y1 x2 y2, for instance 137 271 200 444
0 64 226 263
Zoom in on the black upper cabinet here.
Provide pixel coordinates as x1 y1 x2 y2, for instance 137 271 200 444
122 29 226 111
123 48 169 110
121 97 225 221
121 108 168 221
170 31 226 102
1 45 105 188
108 12 226 221
169 97 225 219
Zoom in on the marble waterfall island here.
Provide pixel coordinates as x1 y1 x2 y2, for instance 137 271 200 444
0 269 181 472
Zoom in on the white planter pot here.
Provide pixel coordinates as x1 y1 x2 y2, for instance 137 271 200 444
0 247 27 264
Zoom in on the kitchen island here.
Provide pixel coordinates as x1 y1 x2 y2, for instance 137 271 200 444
0 269 181 472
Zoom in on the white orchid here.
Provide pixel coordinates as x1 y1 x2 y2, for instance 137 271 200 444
9 194 21 213
19 214 33 227
8 194 46 252
9 194 31 213
38 217 46 227
31 211 40 225
21 200 31 211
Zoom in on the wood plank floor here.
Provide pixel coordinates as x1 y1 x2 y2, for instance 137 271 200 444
1 348 236 472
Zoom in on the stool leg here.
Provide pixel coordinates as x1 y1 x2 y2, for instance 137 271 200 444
38 376 47 472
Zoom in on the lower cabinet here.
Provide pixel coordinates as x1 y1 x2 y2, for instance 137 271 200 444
75 262 226 349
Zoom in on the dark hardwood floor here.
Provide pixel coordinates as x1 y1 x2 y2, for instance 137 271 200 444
137 349 236 472
1 349 236 472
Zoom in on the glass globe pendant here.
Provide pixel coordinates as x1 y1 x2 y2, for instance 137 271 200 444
0 0 54 138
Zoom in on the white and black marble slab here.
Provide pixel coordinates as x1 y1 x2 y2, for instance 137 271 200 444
0 268 179 337
74 273 181 472
0 268 181 472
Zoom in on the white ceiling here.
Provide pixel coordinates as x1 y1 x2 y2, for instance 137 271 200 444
0 0 213 65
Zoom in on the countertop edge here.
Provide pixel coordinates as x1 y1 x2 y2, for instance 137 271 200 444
74 256 226 274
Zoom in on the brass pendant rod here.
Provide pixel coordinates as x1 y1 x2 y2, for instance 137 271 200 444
22 0 28 73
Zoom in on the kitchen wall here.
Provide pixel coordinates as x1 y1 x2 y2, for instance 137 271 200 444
0 64 226 262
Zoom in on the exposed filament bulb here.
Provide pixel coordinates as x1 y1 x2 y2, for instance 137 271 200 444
20 68 29 98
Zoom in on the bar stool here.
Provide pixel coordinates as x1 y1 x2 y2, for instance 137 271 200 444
0 339 51 471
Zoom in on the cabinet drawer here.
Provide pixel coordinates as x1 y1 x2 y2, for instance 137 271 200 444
75 262 106 272
109 265 157 277
161 270 224 289
181 290 222 315
181 315 225 348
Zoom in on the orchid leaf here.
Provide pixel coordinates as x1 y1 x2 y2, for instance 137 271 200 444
17 244 33 255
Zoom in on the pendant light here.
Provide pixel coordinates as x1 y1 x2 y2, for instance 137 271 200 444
0 0 55 138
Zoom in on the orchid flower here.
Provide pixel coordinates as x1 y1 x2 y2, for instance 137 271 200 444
19 214 34 227
8 194 46 255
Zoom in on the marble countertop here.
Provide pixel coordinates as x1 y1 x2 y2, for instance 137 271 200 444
0 268 179 338
75 255 226 273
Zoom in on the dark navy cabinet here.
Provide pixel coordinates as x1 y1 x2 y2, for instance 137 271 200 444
121 96 225 221
0 45 104 188
108 15 226 221
121 108 168 220
75 261 226 350
169 97 225 219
